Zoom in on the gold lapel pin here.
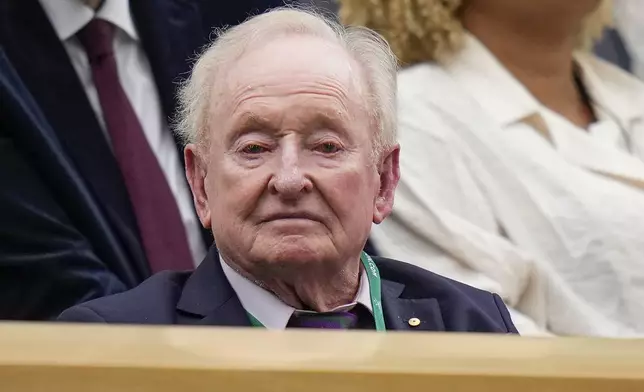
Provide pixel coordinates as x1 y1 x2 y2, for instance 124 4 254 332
408 317 421 327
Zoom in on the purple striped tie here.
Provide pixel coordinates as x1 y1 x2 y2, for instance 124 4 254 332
77 19 193 272
287 311 359 329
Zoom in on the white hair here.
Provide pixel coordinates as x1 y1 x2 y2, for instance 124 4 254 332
175 6 398 156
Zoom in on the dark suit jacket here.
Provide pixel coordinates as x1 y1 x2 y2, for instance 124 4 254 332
0 50 133 319
0 0 286 320
59 247 518 333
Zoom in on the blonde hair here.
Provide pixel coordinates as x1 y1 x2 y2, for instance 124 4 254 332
339 0 613 66
175 6 399 156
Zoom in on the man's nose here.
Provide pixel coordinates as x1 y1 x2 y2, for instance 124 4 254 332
268 144 313 200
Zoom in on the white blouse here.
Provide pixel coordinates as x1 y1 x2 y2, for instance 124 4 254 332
373 34 644 336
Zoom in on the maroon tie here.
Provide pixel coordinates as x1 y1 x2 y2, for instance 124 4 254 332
77 19 193 272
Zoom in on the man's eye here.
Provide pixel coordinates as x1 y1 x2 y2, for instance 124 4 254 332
316 142 341 154
242 144 266 154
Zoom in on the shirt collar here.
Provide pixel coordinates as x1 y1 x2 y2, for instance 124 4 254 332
446 33 644 130
220 256 373 330
574 52 644 129
444 33 540 127
39 0 139 42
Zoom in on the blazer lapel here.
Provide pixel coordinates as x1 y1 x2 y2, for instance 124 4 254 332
176 247 251 327
197 297 252 327
381 280 445 332
0 49 146 287
0 0 149 277
177 250 446 329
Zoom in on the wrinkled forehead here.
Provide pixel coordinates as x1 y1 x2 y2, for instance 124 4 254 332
210 35 368 126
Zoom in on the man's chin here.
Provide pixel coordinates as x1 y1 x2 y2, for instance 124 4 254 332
254 241 327 265
249 230 337 264
260 221 327 238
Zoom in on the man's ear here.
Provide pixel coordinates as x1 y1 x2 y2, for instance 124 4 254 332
373 144 400 224
184 144 212 229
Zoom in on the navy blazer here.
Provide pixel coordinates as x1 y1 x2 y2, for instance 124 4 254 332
0 0 286 320
59 247 518 333
0 50 133 319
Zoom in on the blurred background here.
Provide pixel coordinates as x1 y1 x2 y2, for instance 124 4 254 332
304 0 643 80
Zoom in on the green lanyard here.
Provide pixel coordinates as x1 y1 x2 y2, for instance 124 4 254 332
247 251 386 331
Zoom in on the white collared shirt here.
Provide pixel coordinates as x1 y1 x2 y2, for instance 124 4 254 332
220 257 373 330
445 35 641 157
38 0 205 266
372 33 644 337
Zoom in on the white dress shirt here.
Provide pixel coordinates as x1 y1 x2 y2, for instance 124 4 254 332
372 33 644 337
39 0 206 266
220 257 373 330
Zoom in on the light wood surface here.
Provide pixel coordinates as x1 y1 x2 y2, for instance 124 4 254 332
1 322 643 391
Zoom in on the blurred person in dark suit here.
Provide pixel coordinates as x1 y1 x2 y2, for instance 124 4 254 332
0 0 285 320
0 49 131 319
59 8 517 334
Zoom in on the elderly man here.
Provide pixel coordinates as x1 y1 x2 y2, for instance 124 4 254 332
59 8 517 333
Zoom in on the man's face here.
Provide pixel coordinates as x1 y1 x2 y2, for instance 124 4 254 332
186 35 399 276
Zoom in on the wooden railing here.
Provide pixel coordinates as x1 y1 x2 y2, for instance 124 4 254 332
1 323 643 391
